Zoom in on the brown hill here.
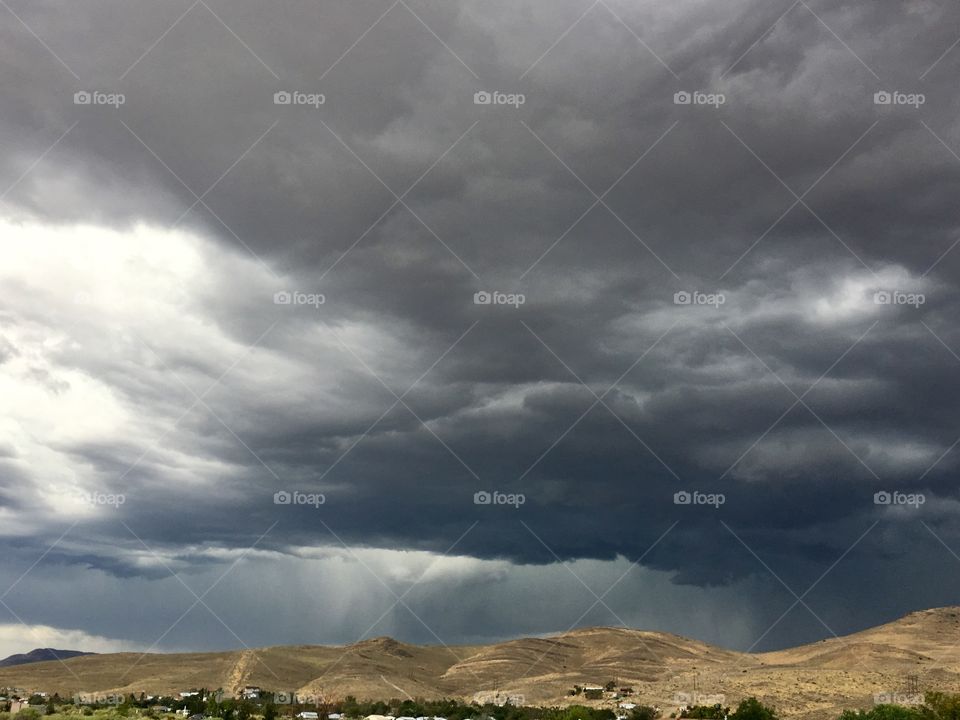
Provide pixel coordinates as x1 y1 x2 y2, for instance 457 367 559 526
2 608 960 719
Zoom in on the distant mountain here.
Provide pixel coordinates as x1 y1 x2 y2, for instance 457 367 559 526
0 648 94 668
2 609 960 719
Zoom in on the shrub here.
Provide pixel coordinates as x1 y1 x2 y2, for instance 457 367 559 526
729 698 778 720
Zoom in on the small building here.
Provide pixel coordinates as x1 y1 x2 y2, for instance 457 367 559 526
297 713 319 720
582 686 604 700
242 687 261 700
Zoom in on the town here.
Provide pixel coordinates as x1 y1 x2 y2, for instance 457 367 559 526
3 683 958 720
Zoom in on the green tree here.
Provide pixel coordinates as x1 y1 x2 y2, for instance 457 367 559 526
838 707 923 720
264 704 278 720
729 698 778 720
922 691 960 720
679 705 727 719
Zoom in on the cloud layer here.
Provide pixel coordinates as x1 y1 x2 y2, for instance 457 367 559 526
2 0 960 655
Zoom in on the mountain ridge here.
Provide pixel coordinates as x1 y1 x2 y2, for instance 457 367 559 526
1 607 959 720
0 648 95 668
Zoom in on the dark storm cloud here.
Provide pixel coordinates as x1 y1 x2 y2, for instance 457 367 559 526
3 0 960 652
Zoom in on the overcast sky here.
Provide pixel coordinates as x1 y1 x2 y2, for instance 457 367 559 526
2 0 960 663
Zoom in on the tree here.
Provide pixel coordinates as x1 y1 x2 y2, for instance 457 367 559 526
729 698 778 720
838 707 923 720
264 704 278 720
679 705 727 719
922 691 960 719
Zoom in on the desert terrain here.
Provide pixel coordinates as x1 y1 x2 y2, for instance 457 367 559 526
2 607 959 719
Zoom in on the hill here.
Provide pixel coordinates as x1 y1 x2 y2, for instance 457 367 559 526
0 648 94 668
1 608 960 719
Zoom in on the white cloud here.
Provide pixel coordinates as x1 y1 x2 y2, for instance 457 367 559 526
0 623 144 660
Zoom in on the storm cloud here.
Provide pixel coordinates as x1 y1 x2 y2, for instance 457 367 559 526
2 0 960 656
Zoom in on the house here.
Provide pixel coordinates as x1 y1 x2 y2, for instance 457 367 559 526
297 713 319 720
329 714 343 719
618 703 636 710
242 687 261 700
9 700 27 714
180 692 200 699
